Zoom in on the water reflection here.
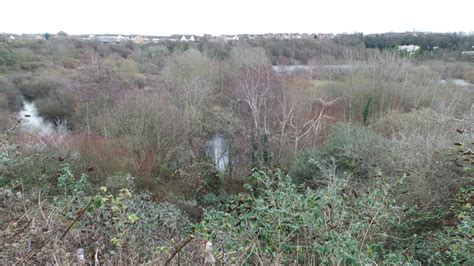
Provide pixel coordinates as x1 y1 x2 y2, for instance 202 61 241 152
18 101 67 136
206 132 229 172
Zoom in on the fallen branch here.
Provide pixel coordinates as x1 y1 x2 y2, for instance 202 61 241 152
61 199 93 240
234 237 257 265
165 235 195 265
19 199 93 263
3 218 32 244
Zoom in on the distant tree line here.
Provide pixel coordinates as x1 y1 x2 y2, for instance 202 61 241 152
363 32 474 51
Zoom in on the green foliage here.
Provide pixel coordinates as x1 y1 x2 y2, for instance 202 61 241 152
0 138 66 189
0 46 18 71
363 32 474 52
35 91 76 122
290 123 390 184
16 74 65 100
57 164 88 197
198 169 413 264
0 77 22 111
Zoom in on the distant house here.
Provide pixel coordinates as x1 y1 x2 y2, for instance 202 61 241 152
275 33 289 39
398 45 420 55
223 35 239 41
461 51 474 60
217 35 239 41
132 35 145 43
96 35 119 43
264 33 274 39
34 34 46 40
119 35 131 42
290 33 302 39
316 33 334 40
8 35 16 40
179 35 196 42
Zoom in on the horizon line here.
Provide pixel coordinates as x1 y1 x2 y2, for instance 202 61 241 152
3 30 474 37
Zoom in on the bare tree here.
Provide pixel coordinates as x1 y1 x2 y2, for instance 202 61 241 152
229 47 278 167
277 77 341 157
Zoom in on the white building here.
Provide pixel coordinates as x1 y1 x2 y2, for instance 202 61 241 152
398 45 420 55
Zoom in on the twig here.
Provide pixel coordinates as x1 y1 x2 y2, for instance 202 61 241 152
359 195 390 251
241 242 256 265
234 237 257 265
20 232 56 263
2 218 32 244
165 235 195 265
60 199 93 240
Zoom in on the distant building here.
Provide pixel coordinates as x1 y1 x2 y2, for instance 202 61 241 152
132 35 145 43
264 33 274 39
316 33 334 40
34 34 46 40
398 45 420 55
461 51 474 60
228 35 239 41
290 33 302 39
178 35 196 42
96 35 120 43
119 35 131 42
217 35 240 41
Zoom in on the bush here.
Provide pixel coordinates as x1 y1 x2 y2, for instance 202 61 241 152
17 74 66 100
0 134 67 189
197 169 413 264
70 135 137 185
0 179 196 264
0 76 22 112
372 108 472 210
35 91 76 123
0 46 18 70
290 123 391 184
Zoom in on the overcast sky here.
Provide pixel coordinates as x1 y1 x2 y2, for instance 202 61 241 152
1 0 473 35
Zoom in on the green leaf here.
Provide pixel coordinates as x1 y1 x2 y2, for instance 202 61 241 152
92 196 104 209
128 213 139 223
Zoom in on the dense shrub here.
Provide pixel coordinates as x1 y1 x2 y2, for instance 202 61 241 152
16 74 66 100
0 178 196 264
373 108 473 210
0 76 22 111
290 123 391 184
197 169 414 264
0 45 18 71
36 91 76 123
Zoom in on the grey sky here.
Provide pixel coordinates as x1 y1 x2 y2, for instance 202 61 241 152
1 0 473 35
